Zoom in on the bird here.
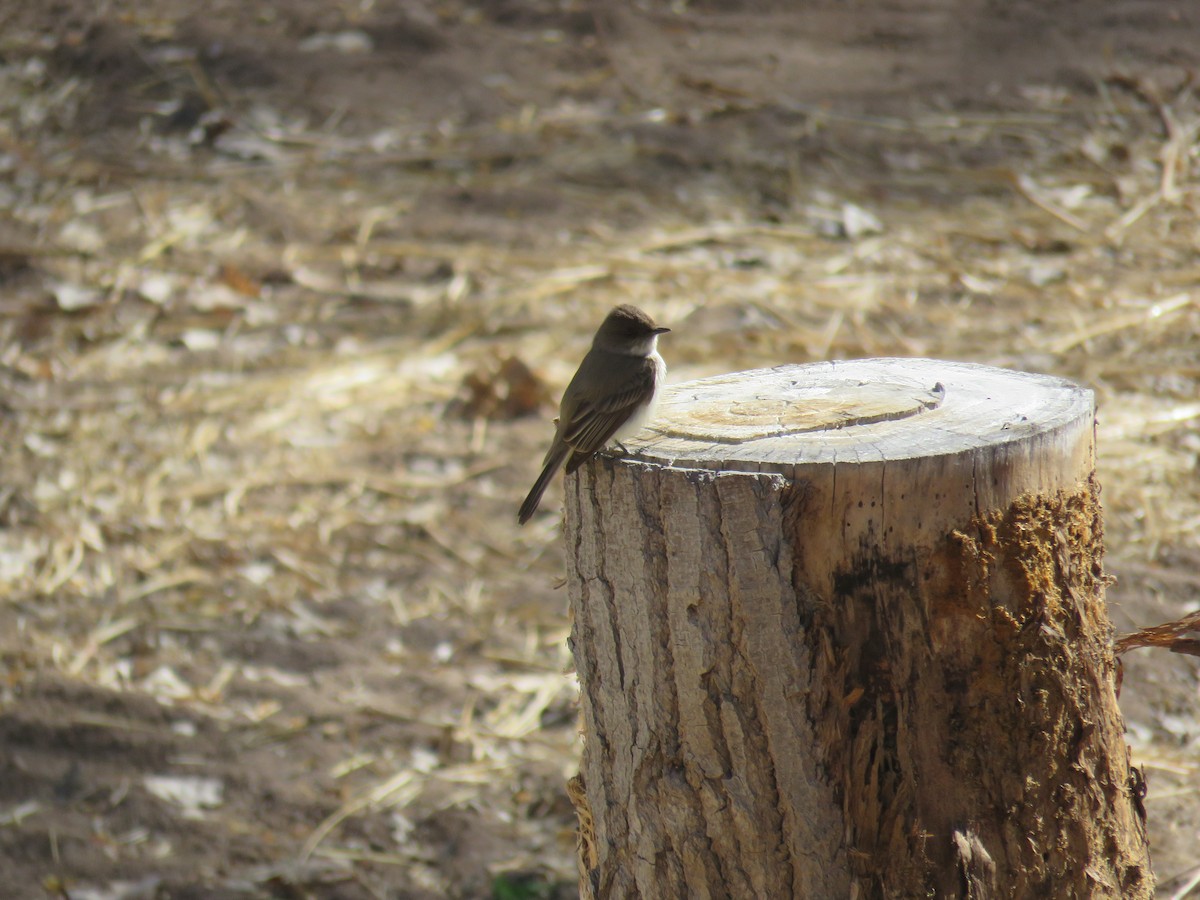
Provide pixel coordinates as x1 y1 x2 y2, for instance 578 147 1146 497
517 304 670 525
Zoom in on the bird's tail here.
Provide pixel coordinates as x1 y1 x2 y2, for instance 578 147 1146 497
518 444 571 525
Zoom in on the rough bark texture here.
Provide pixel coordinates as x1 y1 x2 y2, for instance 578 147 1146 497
568 464 849 899
563 360 1153 900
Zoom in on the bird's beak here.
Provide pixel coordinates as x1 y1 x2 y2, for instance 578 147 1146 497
654 326 671 335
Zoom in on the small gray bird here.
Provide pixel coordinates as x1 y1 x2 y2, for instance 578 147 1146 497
518 304 669 525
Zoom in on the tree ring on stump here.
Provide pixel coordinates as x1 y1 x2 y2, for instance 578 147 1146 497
651 373 945 442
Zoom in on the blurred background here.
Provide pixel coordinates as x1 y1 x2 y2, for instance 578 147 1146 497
0 1 1198 896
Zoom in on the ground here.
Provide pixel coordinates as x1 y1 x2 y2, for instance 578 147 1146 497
0 1 1199 897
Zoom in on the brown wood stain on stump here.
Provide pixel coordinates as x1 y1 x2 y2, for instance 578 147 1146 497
800 475 1151 898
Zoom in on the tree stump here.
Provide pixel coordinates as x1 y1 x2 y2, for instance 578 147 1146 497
564 358 1152 900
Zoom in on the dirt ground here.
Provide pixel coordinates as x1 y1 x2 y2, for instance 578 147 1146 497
1 1 1199 897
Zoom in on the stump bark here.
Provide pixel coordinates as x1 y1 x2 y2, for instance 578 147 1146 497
564 358 1152 900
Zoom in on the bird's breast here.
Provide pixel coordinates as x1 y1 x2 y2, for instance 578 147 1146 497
611 351 666 444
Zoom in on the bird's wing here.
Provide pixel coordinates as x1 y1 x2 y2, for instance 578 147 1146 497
561 357 657 467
